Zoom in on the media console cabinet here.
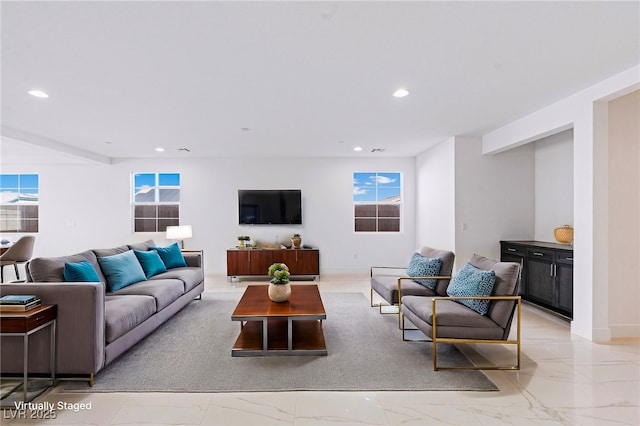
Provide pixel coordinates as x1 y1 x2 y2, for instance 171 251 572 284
227 248 319 281
500 240 573 319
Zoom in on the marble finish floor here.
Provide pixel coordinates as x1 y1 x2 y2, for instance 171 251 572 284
2 274 639 425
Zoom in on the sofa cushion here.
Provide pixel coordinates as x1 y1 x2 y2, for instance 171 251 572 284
104 295 156 343
151 243 187 269
128 240 156 251
401 295 504 340
63 260 101 282
446 262 496 315
149 267 204 292
469 254 520 328
134 249 167 279
98 250 147 292
92 245 130 258
418 247 455 296
371 275 437 305
111 279 185 311
406 252 442 290
402 295 499 329
28 250 107 283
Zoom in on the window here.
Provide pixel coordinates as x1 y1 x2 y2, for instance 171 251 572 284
132 173 180 232
353 172 401 232
0 174 39 233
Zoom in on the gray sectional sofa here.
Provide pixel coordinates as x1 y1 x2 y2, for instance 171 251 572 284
0 240 204 384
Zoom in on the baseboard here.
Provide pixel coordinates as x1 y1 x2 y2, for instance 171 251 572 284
591 327 612 342
609 324 640 339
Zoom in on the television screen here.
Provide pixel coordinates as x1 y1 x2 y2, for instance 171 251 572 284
238 190 302 225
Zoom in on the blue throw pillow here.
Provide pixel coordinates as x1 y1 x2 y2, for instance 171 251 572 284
151 243 187 269
446 262 496 315
63 260 101 282
134 249 167 278
97 250 147 292
406 252 442 290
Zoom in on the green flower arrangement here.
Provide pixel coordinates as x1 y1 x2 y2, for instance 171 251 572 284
268 262 290 284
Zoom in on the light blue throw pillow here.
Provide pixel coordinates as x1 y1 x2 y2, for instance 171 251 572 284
63 260 101 282
151 243 187 269
406 252 442 290
446 262 496 315
134 249 167 278
97 250 147 292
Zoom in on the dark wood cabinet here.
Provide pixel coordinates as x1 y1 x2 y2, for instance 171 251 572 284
500 241 573 319
500 242 527 296
226 250 251 276
227 249 319 280
555 251 574 314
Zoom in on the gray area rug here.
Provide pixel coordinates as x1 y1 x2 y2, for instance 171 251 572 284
64 291 497 392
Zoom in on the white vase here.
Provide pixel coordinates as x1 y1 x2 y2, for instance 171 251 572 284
268 282 291 303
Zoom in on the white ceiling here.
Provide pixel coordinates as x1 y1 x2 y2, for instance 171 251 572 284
1 1 639 162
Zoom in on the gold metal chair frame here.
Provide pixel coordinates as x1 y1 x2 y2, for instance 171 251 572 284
402 295 521 371
370 266 451 328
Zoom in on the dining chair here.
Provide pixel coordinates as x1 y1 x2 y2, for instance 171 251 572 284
0 236 36 282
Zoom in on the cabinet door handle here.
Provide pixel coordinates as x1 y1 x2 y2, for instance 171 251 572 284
550 264 554 276
567 257 573 261
533 252 544 256
507 248 517 252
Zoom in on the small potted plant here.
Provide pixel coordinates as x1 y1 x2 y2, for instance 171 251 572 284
291 233 302 249
237 235 250 248
267 262 291 302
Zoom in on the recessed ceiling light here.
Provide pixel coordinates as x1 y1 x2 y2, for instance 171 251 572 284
392 88 409 98
155 147 165 152
353 146 363 152
28 89 49 98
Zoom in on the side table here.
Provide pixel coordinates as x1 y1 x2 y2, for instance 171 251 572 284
0 304 57 407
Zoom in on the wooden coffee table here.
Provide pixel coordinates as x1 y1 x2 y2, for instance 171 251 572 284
231 284 327 356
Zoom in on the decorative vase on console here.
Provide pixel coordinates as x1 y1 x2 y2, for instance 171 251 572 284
237 235 250 248
291 234 302 249
267 262 291 302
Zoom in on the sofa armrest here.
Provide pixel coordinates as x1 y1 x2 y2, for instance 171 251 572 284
0 282 106 376
370 266 407 277
182 250 203 268
397 276 452 292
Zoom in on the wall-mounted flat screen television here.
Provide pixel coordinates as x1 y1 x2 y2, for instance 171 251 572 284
238 189 302 225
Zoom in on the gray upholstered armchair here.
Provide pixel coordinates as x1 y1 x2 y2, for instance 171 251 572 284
401 254 521 370
370 246 455 328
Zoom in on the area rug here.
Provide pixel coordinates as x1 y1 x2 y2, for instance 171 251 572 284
64 292 497 392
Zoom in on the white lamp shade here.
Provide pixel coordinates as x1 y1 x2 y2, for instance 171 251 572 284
166 225 192 240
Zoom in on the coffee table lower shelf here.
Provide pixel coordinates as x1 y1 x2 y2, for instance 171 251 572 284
232 318 327 356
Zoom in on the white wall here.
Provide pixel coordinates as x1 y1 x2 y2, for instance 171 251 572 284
415 138 456 252
415 136 534 271
482 64 640 341
608 90 640 338
534 129 574 242
454 137 535 268
0 156 417 277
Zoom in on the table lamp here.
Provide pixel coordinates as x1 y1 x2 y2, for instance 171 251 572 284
166 225 192 249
